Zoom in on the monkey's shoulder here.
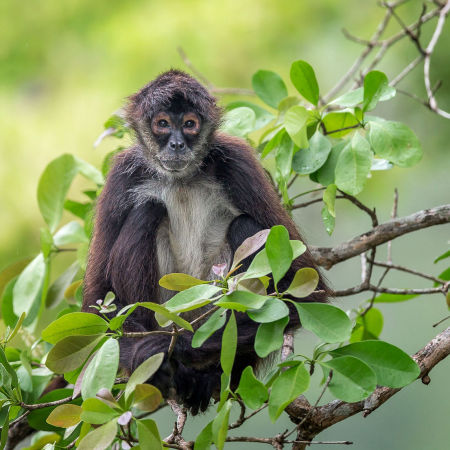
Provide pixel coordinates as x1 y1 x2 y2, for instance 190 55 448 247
210 132 257 160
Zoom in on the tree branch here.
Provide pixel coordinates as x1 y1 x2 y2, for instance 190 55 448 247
310 205 450 269
287 327 450 447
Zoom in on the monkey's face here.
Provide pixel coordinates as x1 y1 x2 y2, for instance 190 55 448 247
149 109 203 173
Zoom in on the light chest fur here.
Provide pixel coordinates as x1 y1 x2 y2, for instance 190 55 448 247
132 176 240 301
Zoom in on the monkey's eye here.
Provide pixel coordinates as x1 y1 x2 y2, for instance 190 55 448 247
158 119 169 128
184 120 196 128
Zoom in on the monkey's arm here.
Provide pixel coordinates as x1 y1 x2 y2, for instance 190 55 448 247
213 133 328 300
83 151 138 309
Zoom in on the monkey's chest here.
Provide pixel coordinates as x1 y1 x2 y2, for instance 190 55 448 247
153 180 240 283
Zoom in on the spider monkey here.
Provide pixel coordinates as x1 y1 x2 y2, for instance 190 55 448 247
82 70 328 414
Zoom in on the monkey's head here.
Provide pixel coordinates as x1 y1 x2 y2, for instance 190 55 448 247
125 70 221 177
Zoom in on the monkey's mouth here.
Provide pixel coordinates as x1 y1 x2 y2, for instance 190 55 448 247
158 157 192 172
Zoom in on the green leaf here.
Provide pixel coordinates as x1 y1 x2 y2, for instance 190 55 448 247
221 312 237 376
320 355 377 402
37 154 79 232
81 398 118 424
236 366 268 409
268 363 310 422
434 250 450 264
103 291 115 306
237 277 268 295
350 308 383 342
138 302 193 331
437 267 450 282
322 112 359 138
226 101 275 130
46 334 105 374
294 302 352 343
0 347 19 388
323 184 337 217
277 96 301 114
192 309 226 348
46 263 80 308
315 142 346 186
216 291 270 312
40 227 54 258
266 225 293 289
330 89 364 107
42 312 108 344
290 60 319 106
292 131 331 174
74 156 104 186
64 199 91 220
275 133 295 180
164 285 221 314
335 133 373 195
285 268 319 298
254 316 289 357
240 248 271 280
194 421 213 450
261 128 285 159
22 432 61 449
373 293 418 303
241 240 305 281
0 407 9 450
54 221 88 246
321 184 337 235
231 229 270 269
331 340 420 388
125 352 164 400
330 84 396 108
5 312 26 343
284 106 309 147
28 388 80 432
247 298 289 323
221 107 256 137
132 384 163 412
77 418 118 450
212 399 232 450
0 258 32 300
64 280 83 303
368 120 422 167
12 253 46 317
252 70 288 108
159 273 207 291
363 71 389 112
137 419 163 450
81 338 119 400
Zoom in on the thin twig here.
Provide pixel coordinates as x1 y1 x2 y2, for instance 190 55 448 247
433 315 450 327
423 0 450 118
168 324 179 358
369 260 445 285
20 395 76 411
390 55 424 86
323 7 392 102
122 330 175 338
292 196 345 210
332 283 448 297
338 190 378 227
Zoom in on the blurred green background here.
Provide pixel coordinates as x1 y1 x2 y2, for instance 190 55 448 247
1 0 449 448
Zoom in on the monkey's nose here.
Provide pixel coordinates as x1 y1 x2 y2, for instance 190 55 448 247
169 140 186 152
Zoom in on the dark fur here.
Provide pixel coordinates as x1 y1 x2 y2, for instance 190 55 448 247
83 70 327 414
